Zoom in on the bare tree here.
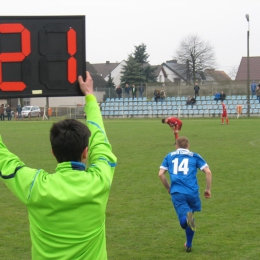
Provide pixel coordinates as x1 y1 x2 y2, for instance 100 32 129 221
228 65 238 80
174 34 216 85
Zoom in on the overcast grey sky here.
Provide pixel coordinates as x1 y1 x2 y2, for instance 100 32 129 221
1 0 260 74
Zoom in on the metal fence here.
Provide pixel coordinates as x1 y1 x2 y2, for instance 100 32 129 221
103 80 258 101
45 106 85 119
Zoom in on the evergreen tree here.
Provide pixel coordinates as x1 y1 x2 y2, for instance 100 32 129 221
104 73 116 100
133 43 149 65
143 65 158 83
120 55 146 86
120 44 157 87
133 43 157 82
106 73 116 89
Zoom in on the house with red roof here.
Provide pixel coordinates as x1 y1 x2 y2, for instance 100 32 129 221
235 56 260 81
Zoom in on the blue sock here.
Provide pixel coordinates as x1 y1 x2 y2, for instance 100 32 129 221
185 226 195 248
180 215 187 229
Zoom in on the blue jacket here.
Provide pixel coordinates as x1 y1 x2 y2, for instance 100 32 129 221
251 82 257 91
214 93 220 99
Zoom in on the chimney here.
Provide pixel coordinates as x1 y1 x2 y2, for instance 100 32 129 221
166 60 177 64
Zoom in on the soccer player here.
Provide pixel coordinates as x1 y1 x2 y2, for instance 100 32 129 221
158 136 212 252
162 116 183 142
0 71 117 260
221 100 229 124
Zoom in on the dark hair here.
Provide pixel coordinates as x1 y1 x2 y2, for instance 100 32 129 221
162 119 166 123
50 119 91 163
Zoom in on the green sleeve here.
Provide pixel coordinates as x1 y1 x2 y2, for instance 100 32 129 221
85 95 117 185
0 135 38 204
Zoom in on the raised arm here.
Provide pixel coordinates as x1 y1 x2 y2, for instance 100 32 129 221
78 71 117 181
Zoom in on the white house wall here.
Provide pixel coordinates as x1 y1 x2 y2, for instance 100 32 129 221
157 70 167 82
162 66 180 82
104 61 126 86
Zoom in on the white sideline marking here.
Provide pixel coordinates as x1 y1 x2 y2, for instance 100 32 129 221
250 139 260 147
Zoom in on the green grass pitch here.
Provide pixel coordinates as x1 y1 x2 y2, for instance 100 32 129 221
0 117 259 259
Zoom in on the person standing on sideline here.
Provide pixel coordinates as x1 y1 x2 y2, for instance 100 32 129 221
0 71 117 259
0 104 4 121
158 136 212 252
162 116 182 143
221 100 229 124
139 84 144 98
251 81 257 98
194 83 200 98
6 105 12 121
16 104 22 120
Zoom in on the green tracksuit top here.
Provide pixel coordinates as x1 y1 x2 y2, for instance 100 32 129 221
0 95 117 260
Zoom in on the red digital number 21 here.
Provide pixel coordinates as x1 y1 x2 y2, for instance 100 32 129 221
0 23 30 91
0 23 77 92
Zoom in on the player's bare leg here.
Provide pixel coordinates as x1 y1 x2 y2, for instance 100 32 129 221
226 117 229 124
174 129 179 140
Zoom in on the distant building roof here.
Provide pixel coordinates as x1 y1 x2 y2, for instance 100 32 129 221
235 56 260 80
204 69 231 82
163 60 187 80
91 61 120 79
163 60 208 82
153 64 166 77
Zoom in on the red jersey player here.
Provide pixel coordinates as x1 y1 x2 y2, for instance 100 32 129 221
221 100 229 124
162 117 183 142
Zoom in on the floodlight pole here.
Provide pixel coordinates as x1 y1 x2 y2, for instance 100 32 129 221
246 14 250 117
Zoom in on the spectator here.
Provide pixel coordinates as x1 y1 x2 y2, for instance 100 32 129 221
190 96 196 107
214 92 221 103
6 105 12 121
154 89 160 103
125 84 130 98
139 84 144 98
0 104 4 121
194 83 200 98
115 85 122 99
131 84 137 99
160 89 166 103
251 81 257 98
186 96 191 105
220 91 226 101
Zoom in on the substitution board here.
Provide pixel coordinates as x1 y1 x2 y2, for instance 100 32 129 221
0 16 86 98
